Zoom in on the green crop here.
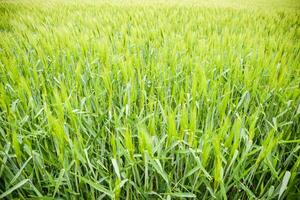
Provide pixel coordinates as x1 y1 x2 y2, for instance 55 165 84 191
0 0 299 199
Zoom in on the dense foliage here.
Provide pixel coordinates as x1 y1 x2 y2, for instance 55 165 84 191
0 0 299 199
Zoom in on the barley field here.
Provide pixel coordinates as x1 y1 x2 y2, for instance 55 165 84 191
0 0 299 199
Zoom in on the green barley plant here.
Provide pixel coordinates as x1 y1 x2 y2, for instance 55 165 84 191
0 0 299 199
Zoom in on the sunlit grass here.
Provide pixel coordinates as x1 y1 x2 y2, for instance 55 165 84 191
0 0 299 199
